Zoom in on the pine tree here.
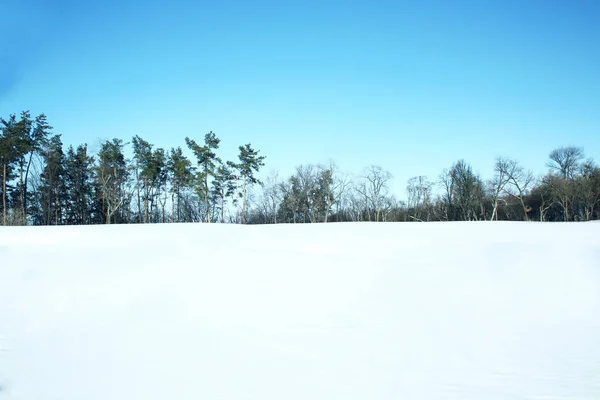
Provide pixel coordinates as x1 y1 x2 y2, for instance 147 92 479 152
147 148 167 223
24 114 52 220
64 144 94 224
211 162 238 223
167 147 193 222
0 115 19 225
96 139 129 224
40 135 66 225
234 143 266 224
185 131 221 223
132 136 152 223
0 114 20 225
12 111 33 223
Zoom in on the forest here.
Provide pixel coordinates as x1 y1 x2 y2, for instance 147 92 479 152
1 111 599 226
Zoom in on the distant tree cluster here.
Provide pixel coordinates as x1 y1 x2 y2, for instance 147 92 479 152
1 111 598 226
247 148 599 224
0 111 265 225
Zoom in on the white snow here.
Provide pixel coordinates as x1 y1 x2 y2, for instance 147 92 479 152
0 222 599 399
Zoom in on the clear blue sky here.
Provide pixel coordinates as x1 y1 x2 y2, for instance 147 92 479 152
1 0 599 198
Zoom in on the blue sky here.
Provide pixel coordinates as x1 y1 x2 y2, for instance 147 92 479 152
1 0 599 198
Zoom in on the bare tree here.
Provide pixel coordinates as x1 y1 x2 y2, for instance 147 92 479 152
489 157 512 221
319 161 352 222
547 146 584 180
257 170 282 224
544 147 584 221
407 176 432 221
498 158 534 221
380 195 399 222
538 189 555 222
441 160 484 221
577 160 600 221
356 165 392 222
437 168 455 221
343 189 365 222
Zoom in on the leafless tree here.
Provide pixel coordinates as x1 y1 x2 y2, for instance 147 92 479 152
488 157 513 220
439 160 485 221
407 176 432 221
547 146 584 180
543 147 585 221
256 170 283 224
577 160 600 221
437 168 455 221
318 161 352 222
494 158 534 221
355 165 393 222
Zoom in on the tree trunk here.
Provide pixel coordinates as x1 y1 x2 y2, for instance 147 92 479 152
205 173 211 223
491 200 498 221
2 162 6 226
149 189 154 223
177 185 180 223
241 176 247 224
113 167 118 224
514 190 529 222
221 194 225 223
323 197 334 223
136 162 141 223
172 183 176 223
23 150 35 224
19 163 25 223
162 190 166 223
55 197 59 225
144 177 149 223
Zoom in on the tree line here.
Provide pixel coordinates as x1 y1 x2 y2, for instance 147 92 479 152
1 110 599 226
0 111 265 225
248 148 599 224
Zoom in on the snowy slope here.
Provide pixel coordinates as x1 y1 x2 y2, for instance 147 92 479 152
0 222 599 399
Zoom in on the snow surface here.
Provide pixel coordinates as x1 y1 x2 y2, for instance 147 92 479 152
0 222 599 399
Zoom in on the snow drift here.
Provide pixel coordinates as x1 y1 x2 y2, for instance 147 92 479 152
0 222 599 399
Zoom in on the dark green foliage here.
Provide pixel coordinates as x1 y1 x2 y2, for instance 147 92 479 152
131 136 167 223
3 109 600 225
0 115 19 225
185 131 221 223
39 135 66 225
64 144 95 225
167 146 194 222
277 165 333 223
233 143 266 224
211 162 238 223
96 138 129 224
449 160 485 221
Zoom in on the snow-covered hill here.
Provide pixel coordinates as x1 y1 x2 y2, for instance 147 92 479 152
0 222 599 399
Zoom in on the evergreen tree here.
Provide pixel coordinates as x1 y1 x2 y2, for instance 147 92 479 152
233 143 266 224
12 111 33 223
211 162 238 223
147 148 167 223
185 131 221 223
167 147 193 222
96 139 129 224
40 135 66 225
24 114 52 220
0 115 18 225
132 136 153 223
64 144 94 224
